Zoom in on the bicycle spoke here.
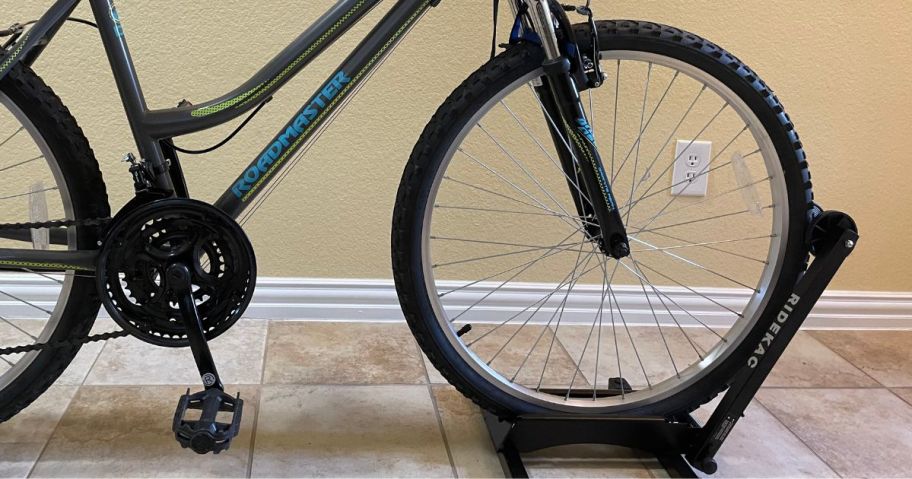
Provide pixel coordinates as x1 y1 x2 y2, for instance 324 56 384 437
0 126 24 149
622 257 681 377
432 235 585 251
606 278 652 390
621 258 705 360
534 247 598 391
648 176 771 222
433 228 585 269
629 235 758 291
0 155 43 173
633 258 745 318
434 204 595 226
0 186 58 202
624 97 723 213
627 124 749 223
489 243 590 368
628 254 725 341
500 100 594 209
0 314 39 341
623 148 762 212
621 63 653 229
448 232 586 323
610 60 620 178
618 84 707 192
437 237 584 298
612 69 680 184
630 234 772 253
634 205 773 235
469 254 603 348
477 253 600 374
477 122 576 219
641 229 768 264
565 255 613 399
0 289 52 316
443 176 577 223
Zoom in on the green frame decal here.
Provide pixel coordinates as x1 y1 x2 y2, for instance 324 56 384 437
190 0 369 118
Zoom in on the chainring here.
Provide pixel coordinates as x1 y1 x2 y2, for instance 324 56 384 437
96 198 256 347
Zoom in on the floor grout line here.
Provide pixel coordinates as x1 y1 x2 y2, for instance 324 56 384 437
80 336 109 387
415 338 459 478
752 396 843 478
25 337 112 477
887 388 912 408
25 383 84 478
246 320 272 479
806 331 888 388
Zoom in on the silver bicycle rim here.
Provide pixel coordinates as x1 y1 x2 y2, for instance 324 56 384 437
421 50 789 412
0 91 78 391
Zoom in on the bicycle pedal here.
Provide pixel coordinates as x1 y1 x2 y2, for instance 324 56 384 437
173 388 243 454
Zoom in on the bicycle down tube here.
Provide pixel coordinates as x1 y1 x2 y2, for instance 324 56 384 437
212 0 435 217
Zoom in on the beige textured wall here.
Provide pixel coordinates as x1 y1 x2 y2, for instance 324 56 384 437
2 1 909 291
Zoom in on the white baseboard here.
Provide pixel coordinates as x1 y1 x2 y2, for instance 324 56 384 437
2 274 910 330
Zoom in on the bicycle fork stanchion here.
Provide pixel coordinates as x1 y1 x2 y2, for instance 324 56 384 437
482 210 859 477
168 263 244 455
527 0 631 259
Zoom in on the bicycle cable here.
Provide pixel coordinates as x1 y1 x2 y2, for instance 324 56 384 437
167 96 273 155
491 0 500 60
19 17 99 29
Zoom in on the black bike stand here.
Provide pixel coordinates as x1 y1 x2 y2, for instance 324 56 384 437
483 408 702 478
482 209 859 477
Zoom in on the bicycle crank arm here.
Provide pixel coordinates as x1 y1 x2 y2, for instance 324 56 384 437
167 263 244 454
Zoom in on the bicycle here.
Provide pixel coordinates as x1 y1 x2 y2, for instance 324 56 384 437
0 0 816 457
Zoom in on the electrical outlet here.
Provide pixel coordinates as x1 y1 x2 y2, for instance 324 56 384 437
671 140 711 196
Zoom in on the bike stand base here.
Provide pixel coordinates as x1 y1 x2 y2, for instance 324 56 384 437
482 409 705 478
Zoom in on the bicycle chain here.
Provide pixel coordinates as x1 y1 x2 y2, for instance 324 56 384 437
0 216 130 356
0 217 110 231
0 330 129 356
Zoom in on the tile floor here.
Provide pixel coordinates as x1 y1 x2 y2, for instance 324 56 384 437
2 321 912 478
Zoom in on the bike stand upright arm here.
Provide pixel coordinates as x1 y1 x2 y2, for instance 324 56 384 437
686 210 859 472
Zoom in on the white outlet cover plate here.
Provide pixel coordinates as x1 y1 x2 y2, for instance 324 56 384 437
671 140 711 196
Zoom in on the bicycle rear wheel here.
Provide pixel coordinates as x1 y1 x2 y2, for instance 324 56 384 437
393 20 813 417
0 64 109 421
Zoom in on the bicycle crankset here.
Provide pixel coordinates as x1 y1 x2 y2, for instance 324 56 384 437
95 198 257 347
96 198 254 453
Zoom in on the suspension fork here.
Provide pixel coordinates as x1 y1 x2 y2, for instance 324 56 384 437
527 0 629 258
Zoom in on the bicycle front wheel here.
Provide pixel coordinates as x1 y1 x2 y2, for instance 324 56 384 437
393 20 813 417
